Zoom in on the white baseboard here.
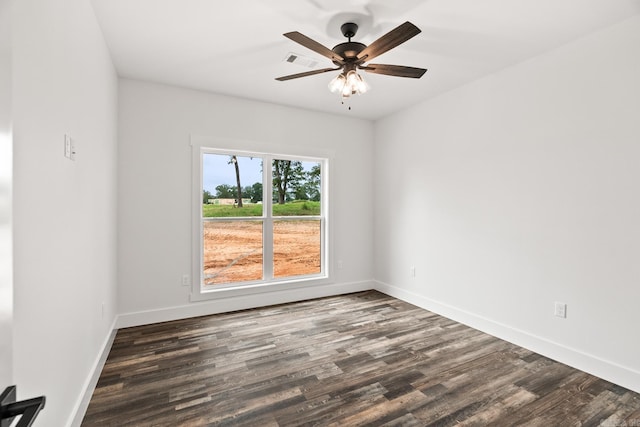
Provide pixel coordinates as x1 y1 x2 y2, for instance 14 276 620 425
67 317 118 427
374 280 640 394
69 280 374 426
72 279 638 427
116 280 375 329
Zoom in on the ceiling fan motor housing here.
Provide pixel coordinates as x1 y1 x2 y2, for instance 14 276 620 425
332 23 365 66
331 42 366 66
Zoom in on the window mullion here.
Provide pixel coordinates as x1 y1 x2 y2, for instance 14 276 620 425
263 154 274 280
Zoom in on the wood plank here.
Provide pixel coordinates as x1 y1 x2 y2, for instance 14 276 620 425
82 291 640 426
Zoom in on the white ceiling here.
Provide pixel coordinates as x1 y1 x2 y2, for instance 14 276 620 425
91 0 640 120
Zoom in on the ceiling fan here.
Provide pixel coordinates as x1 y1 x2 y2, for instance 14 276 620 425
276 21 427 100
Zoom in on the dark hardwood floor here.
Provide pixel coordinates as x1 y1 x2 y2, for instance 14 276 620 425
82 291 640 426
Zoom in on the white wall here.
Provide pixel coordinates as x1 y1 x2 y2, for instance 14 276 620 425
0 0 12 389
12 0 118 425
374 15 640 392
117 79 374 325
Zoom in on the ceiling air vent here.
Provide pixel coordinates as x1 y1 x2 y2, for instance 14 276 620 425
283 52 319 69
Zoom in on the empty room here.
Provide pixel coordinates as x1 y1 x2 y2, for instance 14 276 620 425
1 0 639 426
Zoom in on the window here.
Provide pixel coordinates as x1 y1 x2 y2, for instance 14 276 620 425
193 146 328 297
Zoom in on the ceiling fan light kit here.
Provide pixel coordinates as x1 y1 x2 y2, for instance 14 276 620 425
276 20 427 107
328 68 370 98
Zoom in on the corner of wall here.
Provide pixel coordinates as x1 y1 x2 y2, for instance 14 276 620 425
67 317 118 427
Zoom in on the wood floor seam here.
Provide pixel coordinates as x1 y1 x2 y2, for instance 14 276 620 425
82 291 640 426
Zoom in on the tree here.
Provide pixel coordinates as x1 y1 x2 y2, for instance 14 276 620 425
289 164 321 202
306 164 321 202
294 186 309 200
230 156 243 207
242 185 254 202
203 189 213 204
251 182 263 203
215 184 234 198
272 160 304 204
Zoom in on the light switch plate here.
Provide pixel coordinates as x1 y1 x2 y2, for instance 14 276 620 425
554 302 567 318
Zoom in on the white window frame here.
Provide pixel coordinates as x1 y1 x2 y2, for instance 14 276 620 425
190 136 333 301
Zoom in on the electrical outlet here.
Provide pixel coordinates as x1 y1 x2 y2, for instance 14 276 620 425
337 260 343 269
64 134 72 158
64 134 76 160
410 266 416 278
554 302 567 318
101 302 105 319
69 137 76 160
181 274 190 287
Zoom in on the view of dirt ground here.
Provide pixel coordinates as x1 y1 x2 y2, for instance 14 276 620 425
203 220 321 286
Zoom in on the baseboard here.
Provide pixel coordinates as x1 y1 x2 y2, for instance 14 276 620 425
116 280 375 329
374 280 640 394
71 279 638 427
68 281 374 425
67 317 118 427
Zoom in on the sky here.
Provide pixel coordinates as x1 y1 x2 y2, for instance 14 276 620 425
203 153 319 195
203 154 263 194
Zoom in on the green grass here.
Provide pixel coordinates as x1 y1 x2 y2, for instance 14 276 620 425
203 200 320 217
203 204 262 217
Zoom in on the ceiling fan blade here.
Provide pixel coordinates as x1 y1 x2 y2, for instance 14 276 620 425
275 67 341 81
361 64 427 78
357 21 421 62
284 32 345 65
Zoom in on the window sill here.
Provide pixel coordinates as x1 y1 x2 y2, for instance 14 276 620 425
189 275 333 302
